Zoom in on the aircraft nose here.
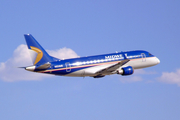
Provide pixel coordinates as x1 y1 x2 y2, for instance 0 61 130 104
156 57 160 64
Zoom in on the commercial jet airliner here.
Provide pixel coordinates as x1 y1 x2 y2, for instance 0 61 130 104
22 34 160 78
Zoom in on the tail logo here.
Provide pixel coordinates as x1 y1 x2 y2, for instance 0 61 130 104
30 46 43 65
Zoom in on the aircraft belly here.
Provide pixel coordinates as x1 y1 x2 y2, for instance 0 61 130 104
64 62 117 77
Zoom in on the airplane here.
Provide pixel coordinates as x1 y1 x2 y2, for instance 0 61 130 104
22 34 160 78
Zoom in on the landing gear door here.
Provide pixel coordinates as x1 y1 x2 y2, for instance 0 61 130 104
141 53 146 62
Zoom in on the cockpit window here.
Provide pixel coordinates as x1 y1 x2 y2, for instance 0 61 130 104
148 53 153 56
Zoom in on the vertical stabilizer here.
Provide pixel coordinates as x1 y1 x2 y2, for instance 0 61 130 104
24 34 53 65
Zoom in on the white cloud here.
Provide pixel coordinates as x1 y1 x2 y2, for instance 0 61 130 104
158 69 180 86
47 47 79 59
0 44 79 82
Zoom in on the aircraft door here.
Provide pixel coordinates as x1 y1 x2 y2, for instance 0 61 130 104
65 62 71 72
141 53 146 62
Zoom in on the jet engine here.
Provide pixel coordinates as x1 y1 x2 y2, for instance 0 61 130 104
117 66 134 76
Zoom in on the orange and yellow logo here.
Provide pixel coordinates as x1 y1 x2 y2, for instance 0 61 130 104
30 46 43 65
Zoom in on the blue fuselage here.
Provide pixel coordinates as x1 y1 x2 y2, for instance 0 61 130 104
36 50 159 77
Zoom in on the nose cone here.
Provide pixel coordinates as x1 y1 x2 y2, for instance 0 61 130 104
156 57 160 64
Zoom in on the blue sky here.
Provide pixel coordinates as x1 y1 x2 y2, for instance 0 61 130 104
0 0 180 120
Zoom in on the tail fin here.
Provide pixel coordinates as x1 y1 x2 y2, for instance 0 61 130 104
24 34 53 65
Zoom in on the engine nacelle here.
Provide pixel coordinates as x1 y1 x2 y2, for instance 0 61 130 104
117 66 134 76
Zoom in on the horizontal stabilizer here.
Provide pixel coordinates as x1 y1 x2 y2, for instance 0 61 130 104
36 62 51 70
25 62 51 71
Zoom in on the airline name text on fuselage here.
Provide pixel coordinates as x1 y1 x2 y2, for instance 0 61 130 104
105 54 124 59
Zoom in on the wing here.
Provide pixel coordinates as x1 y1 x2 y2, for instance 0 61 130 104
95 59 130 75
